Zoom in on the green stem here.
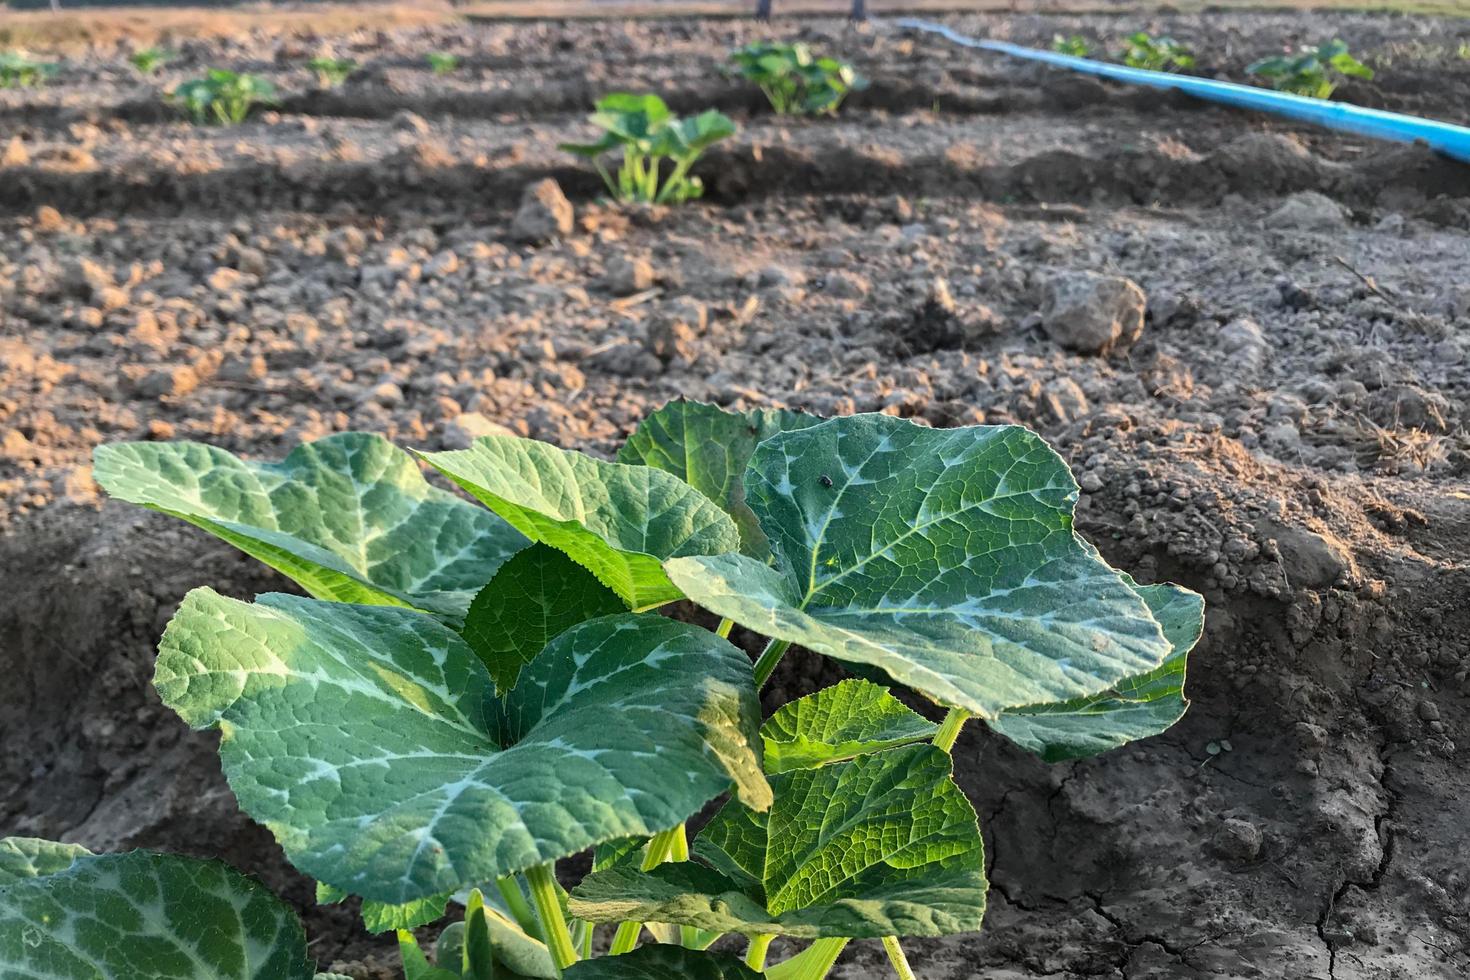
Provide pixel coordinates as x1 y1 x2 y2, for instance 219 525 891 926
766 937 850 980
495 875 542 941
745 933 775 971
881 936 918 980
932 707 971 753
716 618 734 638
525 864 578 975
608 825 687 954
752 638 792 689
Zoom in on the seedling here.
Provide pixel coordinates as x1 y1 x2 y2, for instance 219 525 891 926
1052 34 1092 58
308 55 357 88
562 93 736 204
1119 32 1195 72
60 406 1203 979
129 47 169 76
1247 40 1374 99
728 41 866 115
170 69 278 125
427 51 460 75
0 52 59 88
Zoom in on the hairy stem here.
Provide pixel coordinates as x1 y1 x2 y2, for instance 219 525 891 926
745 933 775 970
933 707 971 753
609 825 688 954
525 864 578 975
495 874 542 941
881 936 918 980
752 638 792 689
766 937 850 980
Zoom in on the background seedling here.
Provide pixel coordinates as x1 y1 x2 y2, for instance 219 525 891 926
170 69 278 125
0 52 59 88
1052 34 1092 58
1247 40 1374 98
129 47 169 76
308 55 356 88
427 51 460 75
1119 32 1196 71
562 92 736 204
728 41 866 115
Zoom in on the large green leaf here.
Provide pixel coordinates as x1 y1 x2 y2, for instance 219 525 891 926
986 574 1204 761
617 400 820 557
570 743 986 939
0 839 313 979
665 415 1177 718
761 679 938 774
156 593 771 904
421 436 740 610
93 434 526 621
462 543 626 694
564 944 760 980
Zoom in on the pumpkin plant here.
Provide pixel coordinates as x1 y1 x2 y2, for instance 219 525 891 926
170 69 278 125
6 406 1202 979
1246 39 1373 99
562 93 736 204
728 42 866 115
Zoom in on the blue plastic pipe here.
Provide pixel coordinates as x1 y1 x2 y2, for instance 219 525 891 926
896 18 1470 165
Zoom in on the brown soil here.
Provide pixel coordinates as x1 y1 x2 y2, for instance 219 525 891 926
2 9 1469 980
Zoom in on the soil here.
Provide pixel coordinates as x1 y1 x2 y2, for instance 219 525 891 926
2 8 1469 979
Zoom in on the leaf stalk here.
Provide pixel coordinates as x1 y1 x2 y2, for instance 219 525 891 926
525 863 578 975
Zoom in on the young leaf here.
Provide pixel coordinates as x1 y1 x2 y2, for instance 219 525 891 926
761 678 938 773
315 881 451 934
156 592 770 904
93 434 526 622
421 435 740 610
570 744 985 939
462 543 626 693
617 400 821 556
563 943 761 979
438 892 557 980
986 573 1204 761
0 840 313 979
399 930 459 980
664 414 1176 718
0 836 89 883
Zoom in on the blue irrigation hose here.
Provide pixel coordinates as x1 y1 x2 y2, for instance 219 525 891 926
895 18 1470 165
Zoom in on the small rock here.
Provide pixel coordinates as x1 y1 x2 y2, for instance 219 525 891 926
1041 377 1090 424
424 250 461 279
1040 271 1146 356
443 412 517 448
34 205 65 232
1210 818 1263 863
604 256 655 296
136 365 199 399
512 178 575 244
1418 700 1440 722
1268 191 1350 231
1079 471 1104 494
365 381 405 407
2 136 28 167
208 267 248 294
646 298 707 367
823 270 871 300
1256 519 1351 589
392 110 430 135
759 265 803 289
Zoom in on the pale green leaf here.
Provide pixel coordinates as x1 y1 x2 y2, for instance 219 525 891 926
762 679 939 773
156 592 771 904
564 944 760 980
987 574 1204 761
617 400 820 556
0 841 312 979
93 434 526 621
463 543 626 693
399 930 459 980
437 897 556 979
315 880 450 934
665 415 1178 718
570 744 986 939
421 435 740 610
0 837 90 884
